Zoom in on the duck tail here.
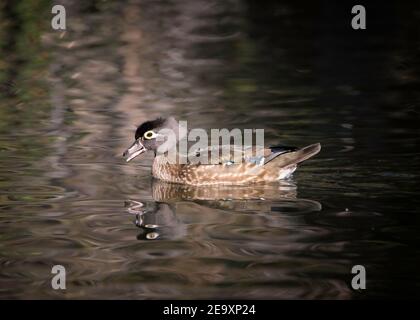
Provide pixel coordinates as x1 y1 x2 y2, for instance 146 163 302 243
264 143 321 168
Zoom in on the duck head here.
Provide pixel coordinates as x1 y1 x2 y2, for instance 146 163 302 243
123 117 185 162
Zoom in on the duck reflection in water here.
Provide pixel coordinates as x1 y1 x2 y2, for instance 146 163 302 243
125 180 321 240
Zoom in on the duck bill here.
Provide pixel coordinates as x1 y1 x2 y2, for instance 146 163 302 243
123 140 146 162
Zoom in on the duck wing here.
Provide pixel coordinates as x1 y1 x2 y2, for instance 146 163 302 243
184 144 295 165
184 143 320 167
264 143 321 168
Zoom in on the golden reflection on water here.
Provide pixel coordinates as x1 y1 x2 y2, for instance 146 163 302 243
126 180 322 241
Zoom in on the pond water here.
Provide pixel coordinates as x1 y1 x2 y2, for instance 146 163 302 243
0 0 419 299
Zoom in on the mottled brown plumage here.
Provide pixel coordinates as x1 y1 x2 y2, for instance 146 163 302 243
151 143 320 185
123 117 321 186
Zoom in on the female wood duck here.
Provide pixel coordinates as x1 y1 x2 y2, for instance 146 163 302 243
123 117 321 186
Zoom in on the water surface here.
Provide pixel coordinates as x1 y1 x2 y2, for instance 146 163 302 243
0 0 419 299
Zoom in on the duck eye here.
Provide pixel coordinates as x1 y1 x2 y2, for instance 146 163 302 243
143 130 156 140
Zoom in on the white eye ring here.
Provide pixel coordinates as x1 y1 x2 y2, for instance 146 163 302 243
143 130 157 140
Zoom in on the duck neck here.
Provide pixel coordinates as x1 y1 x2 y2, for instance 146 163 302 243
152 151 185 183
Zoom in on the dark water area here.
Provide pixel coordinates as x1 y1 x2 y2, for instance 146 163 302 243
0 0 419 299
